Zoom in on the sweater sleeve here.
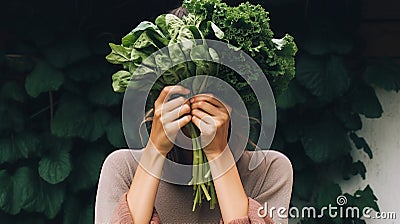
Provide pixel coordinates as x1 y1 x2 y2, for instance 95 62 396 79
252 151 293 224
218 197 274 224
95 149 140 224
110 192 161 224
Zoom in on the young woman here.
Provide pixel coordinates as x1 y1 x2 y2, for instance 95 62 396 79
95 8 293 224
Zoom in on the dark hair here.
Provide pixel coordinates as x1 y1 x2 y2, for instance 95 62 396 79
169 7 188 19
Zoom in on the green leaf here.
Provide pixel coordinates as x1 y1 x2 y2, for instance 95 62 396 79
301 118 352 163
122 20 167 47
25 61 64 97
349 132 373 159
30 181 65 219
68 149 105 192
111 70 132 93
296 54 350 103
38 149 72 184
344 185 379 213
0 167 37 215
210 21 224 39
353 185 379 212
105 43 132 64
0 132 39 164
351 83 383 118
351 160 367 179
364 59 400 92
1 82 26 102
51 99 112 141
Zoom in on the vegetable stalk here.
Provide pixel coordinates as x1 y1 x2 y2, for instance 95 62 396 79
188 122 217 211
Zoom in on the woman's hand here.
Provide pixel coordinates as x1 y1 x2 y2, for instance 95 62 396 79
190 94 231 160
149 85 192 156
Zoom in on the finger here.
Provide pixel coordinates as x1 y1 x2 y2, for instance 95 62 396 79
163 103 191 123
191 109 214 124
191 115 204 133
191 101 220 116
155 85 190 107
190 94 224 108
166 115 192 133
163 96 189 112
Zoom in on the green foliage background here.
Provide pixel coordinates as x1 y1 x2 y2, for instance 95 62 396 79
0 0 399 223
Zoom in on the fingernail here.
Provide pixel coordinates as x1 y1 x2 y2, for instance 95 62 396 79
190 98 194 103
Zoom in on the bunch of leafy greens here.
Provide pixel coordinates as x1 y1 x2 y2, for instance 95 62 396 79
183 0 297 102
106 13 222 211
105 0 297 211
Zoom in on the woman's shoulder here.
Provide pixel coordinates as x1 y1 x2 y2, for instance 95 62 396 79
237 150 293 183
238 149 292 171
101 149 144 177
236 150 293 201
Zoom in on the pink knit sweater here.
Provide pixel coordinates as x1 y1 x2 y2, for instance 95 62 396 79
111 192 274 224
95 149 293 224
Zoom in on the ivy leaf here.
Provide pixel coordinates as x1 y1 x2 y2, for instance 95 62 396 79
344 185 379 212
51 99 112 141
68 148 105 192
0 167 37 215
353 185 379 212
351 160 367 179
364 59 400 92
301 118 351 163
351 83 383 118
25 61 64 97
38 149 72 184
30 181 65 219
296 54 350 103
349 132 373 159
0 132 39 164
1 82 26 102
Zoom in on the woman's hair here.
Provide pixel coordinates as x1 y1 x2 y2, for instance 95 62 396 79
169 6 188 18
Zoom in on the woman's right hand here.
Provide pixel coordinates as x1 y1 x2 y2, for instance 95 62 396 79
148 85 192 156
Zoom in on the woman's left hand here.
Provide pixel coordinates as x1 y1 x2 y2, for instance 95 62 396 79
190 94 231 160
